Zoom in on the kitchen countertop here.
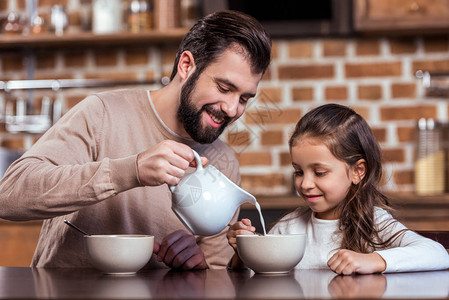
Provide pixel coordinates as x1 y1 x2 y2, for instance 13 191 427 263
1 266 448 299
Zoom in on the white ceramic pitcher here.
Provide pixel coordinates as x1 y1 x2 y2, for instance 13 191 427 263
170 150 256 236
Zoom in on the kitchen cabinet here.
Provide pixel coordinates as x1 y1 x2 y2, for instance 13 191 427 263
0 220 42 267
354 0 449 34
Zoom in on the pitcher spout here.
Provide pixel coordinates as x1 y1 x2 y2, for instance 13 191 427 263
237 188 257 206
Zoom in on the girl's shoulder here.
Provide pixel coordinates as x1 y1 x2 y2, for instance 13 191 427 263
269 207 311 234
373 205 406 233
373 206 395 221
374 206 389 215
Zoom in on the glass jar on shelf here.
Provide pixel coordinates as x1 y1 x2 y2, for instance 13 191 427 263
127 0 141 33
92 0 122 34
31 15 46 35
127 0 153 33
49 5 68 36
2 11 25 35
139 0 153 31
414 118 446 195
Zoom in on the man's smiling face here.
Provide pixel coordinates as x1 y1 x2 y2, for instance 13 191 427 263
177 47 262 144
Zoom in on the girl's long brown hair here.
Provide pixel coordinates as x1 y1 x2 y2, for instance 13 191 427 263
289 103 404 252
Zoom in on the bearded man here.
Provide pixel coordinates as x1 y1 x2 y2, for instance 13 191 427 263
0 10 271 270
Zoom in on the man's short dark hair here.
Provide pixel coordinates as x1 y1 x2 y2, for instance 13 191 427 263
170 10 272 80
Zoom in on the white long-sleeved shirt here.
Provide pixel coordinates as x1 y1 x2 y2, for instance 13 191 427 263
270 207 449 272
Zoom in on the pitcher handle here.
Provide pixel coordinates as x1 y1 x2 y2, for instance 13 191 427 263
169 149 202 192
191 150 203 171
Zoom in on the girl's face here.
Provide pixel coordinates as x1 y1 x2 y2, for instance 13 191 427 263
291 137 358 220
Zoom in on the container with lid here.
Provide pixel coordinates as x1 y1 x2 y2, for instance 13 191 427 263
127 0 141 33
92 0 122 34
414 118 445 195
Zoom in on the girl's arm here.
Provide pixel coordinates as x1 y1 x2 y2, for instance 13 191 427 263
328 208 449 275
374 208 449 273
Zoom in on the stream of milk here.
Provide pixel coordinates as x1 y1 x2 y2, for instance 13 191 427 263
254 201 267 236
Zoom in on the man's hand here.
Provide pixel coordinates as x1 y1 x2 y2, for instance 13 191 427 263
327 249 386 275
136 140 207 187
153 230 207 270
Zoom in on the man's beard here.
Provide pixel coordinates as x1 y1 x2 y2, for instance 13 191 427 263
177 71 231 144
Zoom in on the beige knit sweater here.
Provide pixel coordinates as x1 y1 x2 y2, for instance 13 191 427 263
0 89 240 269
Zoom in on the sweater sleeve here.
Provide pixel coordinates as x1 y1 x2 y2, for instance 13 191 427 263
374 208 449 273
0 96 140 221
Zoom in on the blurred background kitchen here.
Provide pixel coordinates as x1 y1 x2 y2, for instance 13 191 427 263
1 0 449 266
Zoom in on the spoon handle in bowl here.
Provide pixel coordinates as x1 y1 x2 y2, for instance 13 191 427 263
64 219 90 236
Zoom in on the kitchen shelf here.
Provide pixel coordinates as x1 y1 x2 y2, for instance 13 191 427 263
0 78 167 91
353 0 449 35
0 28 189 49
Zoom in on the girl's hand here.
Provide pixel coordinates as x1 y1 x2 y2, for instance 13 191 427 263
328 273 387 298
327 249 387 275
226 219 256 251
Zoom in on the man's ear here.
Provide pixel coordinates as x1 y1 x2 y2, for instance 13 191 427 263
352 159 367 184
177 51 196 80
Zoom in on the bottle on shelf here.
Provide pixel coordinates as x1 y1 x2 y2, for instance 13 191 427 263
127 0 153 33
127 0 141 33
31 15 46 35
414 118 446 195
49 5 68 36
92 0 122 34
2 11 24 35
139 0 153 31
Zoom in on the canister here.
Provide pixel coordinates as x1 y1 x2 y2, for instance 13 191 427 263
92 0 122 34
414 118 445 195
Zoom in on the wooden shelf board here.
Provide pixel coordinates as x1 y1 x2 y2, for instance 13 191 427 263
0 28 189 49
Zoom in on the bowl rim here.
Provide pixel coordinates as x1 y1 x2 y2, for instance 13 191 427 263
84 234 154 239
236 233 305 238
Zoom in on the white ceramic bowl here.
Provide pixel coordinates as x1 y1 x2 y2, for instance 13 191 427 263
237 234 306 274
84 235 154 275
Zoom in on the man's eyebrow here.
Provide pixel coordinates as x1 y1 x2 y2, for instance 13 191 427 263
215 78 256 98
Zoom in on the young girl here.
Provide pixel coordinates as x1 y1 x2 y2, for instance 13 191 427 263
227 103 449 275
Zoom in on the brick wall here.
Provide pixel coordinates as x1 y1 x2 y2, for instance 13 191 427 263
235 37 449 196
1 1 449 196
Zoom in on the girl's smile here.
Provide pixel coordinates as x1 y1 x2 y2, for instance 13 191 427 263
303 194 323 202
